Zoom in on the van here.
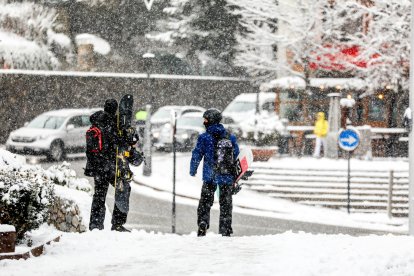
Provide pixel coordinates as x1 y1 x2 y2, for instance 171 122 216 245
222 92 276 124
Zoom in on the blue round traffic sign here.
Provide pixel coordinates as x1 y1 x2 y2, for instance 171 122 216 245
338 127 360 151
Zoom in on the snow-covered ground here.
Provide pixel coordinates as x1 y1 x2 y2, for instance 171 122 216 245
2 150 414 275
132 153 408 233
2 228 414 276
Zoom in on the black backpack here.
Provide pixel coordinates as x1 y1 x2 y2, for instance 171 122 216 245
214 133 236 175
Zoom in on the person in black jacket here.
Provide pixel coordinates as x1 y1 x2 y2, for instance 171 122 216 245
88 99 143 232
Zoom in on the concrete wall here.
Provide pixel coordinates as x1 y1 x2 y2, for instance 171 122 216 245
0 71 255 143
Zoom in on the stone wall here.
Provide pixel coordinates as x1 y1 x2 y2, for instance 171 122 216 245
0 71 255 143
48 197 86 233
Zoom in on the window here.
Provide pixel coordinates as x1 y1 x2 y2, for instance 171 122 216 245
262 101 275 113
27 115 65 129
368 97 386 121
279 91 304 122
67 116 83 128
81 115 91 127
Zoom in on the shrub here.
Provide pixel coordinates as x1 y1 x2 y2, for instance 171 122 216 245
0 166 54 241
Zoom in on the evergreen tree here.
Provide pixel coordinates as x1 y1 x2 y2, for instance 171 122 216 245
149 0 242 75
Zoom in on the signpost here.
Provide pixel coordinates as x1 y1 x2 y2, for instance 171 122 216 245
338 127 360 214
171 111 177 234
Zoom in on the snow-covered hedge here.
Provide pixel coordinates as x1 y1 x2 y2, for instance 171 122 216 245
0 1 73 70
239 112 283 146
0 150 92 240
45 162 92 194
0 162 54 241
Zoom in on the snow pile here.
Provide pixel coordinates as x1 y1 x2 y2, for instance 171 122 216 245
0 148 26 168
0 224 15 232
340 98 356 108
2 230 414 275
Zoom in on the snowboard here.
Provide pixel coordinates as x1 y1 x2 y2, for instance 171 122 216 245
114 94 134 214
232 147 254 195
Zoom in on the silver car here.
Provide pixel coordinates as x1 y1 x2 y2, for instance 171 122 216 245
158 112 204 151
151 105 205 147
6 108 97 161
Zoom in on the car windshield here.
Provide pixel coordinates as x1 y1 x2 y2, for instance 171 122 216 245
177 116 203 128
27 115 66 129
152 108 178 120
224 101 256 113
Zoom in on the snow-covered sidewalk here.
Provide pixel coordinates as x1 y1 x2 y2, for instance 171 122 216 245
132 153 408 234
2 229 414 276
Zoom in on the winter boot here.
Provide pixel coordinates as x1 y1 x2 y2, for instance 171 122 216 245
197 222 207 237
111 225 131 232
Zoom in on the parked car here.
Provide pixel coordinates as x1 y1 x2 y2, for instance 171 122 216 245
157 112 204 151
6 108 97 161
222 92 276 124
151 105 205 145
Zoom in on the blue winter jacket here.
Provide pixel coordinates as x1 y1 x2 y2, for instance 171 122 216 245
190 124 240 185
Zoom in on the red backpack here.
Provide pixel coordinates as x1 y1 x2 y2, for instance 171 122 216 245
86 126 103 154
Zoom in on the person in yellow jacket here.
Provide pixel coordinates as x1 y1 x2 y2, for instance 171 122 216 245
313 112 328 158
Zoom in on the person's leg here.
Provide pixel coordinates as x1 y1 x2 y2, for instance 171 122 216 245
321 137 328 157
89 175 110 230
218 184 233 236
313 137 322 157
197 182 216 235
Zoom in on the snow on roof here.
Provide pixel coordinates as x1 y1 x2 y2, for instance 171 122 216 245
75 33 111 55
233 92 276 103
180 112 203 118
261 76 367 91
260 76 306 91
43 108 95 117
48 30 71 49
158 105 205 112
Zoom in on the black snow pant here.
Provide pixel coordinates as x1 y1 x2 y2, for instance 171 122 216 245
89 174 129 230
197 182 233 235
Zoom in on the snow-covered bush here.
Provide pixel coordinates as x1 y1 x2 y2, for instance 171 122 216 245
45 162 92 194
0 166 54 241
0 1 73 70
239 112 283 147
0 149 92 240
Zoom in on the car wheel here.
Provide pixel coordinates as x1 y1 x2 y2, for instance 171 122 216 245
48 140 65 161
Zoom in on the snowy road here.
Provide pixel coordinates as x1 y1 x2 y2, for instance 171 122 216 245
38 154 391 236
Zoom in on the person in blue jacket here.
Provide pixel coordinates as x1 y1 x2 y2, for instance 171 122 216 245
190 108 240 237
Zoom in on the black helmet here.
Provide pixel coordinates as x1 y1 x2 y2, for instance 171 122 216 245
203 108 222 126
104 99 118 116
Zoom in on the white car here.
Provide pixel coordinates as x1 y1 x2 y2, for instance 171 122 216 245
222 92 276 124
6 108 97 161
